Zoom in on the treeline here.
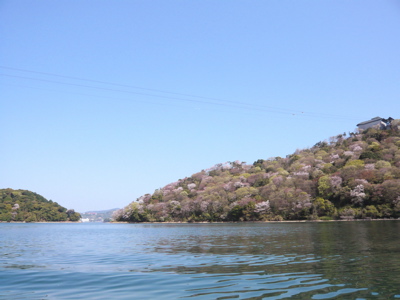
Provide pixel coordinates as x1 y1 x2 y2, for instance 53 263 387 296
114 119 400 222
0 189 81 222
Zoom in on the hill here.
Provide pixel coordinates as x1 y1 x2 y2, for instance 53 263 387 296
0 189 81 222
114 119 400 222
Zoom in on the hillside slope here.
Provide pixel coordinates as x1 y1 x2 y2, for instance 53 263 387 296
114 120 400 222
0 189 81 222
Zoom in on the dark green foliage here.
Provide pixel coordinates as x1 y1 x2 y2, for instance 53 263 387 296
226 202 256 221
253 159 265 168
359 151 382 160
115 120 400 222
227 205 245 221
362 128 390 142
66 209 81 221
0 189 80 222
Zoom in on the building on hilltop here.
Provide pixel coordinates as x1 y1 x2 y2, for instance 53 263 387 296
357 116 393 130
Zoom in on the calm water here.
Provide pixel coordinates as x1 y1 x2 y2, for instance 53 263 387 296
1 222 400 300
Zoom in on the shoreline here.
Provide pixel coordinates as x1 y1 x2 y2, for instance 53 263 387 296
2 218 399 224
0 221 81 224
111 218 400 224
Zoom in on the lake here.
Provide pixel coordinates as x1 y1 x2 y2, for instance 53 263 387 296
1 221 400 299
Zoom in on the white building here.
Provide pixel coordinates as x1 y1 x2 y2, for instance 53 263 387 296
356 117 393 130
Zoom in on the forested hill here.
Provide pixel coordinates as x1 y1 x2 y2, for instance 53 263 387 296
114 119 400 222
0 189 80 222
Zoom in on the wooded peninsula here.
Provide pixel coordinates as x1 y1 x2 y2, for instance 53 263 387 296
0 189 80 222
114 119 400 222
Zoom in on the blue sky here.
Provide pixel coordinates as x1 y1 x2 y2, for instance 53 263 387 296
1 0 400 212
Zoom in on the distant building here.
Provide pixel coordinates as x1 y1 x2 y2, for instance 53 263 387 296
81 218 90 222
356 117 393 130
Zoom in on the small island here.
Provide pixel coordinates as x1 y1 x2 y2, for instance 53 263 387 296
0 189 80 222
114 118 400 223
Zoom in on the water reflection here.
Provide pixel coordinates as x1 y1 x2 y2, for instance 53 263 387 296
136 222 400 299
1 222 399 299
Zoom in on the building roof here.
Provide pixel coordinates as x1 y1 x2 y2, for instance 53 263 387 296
356 117 382 126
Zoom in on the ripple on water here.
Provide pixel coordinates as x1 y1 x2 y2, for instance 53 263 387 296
1 222 400 299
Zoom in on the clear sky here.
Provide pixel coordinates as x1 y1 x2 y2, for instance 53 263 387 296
1 0 400 212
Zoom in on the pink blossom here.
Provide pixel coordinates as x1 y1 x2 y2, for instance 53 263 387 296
344 151 354 157
234 181 246 188
187 183 196 190
272 176 284 186
330 176 342 188
254 201 270 213
293 171 309 177
350 185 366 205
330 154 340 160
365 164 375 170
355 179 368 185
200 201 209 212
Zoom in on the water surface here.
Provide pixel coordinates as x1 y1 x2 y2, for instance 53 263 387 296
1 221 400 299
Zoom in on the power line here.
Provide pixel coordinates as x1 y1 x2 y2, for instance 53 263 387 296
0 66 356 119
0 80 317 119
0 66 358 120
1 73 297 115
0 82 302 120
0 65 221 100
0 70 315 116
